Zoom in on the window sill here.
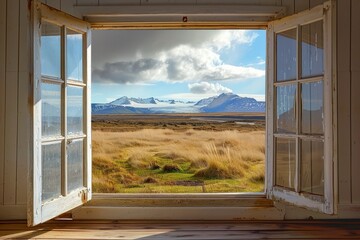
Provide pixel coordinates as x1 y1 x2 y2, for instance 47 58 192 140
85 192 271 207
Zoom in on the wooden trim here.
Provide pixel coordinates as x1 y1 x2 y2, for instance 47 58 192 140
40 3 89 33
41 187 87 223
273 4 324 32
273 76 323 86
84 27 92 201
76 4 285 29
29 0 42 226
89 22 269 30
266 22 275 198
76 5 286 17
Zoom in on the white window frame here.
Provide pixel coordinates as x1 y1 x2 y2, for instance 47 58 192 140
266 1 336 214
29 1 92 226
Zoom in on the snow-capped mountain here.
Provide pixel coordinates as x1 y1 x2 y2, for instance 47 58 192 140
110 96 156 105
194 96 217 106
92 94 265 114
201 93 265 113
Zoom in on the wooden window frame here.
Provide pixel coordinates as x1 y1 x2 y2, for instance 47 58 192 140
266 2 337 214
29 2 92 226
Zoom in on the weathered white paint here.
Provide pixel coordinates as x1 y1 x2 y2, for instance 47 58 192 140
27 1 92 226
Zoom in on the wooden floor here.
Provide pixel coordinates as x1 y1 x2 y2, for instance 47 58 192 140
0 220 360 239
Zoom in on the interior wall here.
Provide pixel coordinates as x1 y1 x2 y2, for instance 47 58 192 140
0 0 30 219
337 0 360 207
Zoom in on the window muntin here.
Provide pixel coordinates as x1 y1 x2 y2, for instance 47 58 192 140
274 20 324 196
40 21 86 203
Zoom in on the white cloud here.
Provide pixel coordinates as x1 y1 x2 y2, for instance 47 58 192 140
93 44 265 83
188 82 232 94
92 30 264 84
207 30 259 51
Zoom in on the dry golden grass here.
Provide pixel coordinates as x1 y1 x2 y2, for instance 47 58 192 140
92 128 265 193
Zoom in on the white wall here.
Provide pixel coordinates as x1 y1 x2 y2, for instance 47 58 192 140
0 0 31 219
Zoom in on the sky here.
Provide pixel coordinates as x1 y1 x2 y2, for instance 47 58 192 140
91 30 266 103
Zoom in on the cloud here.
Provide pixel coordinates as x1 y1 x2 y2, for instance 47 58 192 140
92 58 167 84
92 44 265 83
188 82 232 94
92 30 259 66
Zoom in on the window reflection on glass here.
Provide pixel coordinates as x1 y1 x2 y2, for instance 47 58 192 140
276 28 297 81
67 140 84 192
301 140 324 195
302 81 324 134
276 85 296 133
42 143 62 202
67 86 83 135
67 29 83 81
275 138 296 189
302 21 324 78
42 83 62 137
41 21 61 78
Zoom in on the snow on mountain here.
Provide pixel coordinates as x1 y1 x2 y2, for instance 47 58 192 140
92 94 265 114
110 96 131 105
200 93 265 113
194 96 217 106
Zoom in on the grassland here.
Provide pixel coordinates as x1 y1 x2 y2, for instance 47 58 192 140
92 113 265 193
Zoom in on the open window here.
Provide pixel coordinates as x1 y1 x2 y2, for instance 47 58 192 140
266 2 335 214
29 1 92 226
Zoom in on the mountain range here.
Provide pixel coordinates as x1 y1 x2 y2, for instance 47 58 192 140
91 93 265 114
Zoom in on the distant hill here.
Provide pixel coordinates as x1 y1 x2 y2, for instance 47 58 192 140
91 103 152 114
92 94 265 114
200 93 265 113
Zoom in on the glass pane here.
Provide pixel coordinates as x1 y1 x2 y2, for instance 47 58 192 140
302 21 324 78
41 21 61 78
67 139 84 192
276 28 297 81
67 29 83 81
42 143 62 202
301 140 324 195
42 83 62 137
276 85 297 133
275 138 296 189
302 81 324 134
67 86 83 135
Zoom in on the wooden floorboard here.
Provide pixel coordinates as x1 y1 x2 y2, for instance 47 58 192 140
0 220 359 239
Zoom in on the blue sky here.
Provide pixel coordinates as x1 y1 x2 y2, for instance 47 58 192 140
91 30 266 103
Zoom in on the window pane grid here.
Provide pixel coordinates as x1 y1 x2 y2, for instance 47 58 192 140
40 22 87 203
274 20 324 196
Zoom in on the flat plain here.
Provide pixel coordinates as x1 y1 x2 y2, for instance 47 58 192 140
92 113 266 193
